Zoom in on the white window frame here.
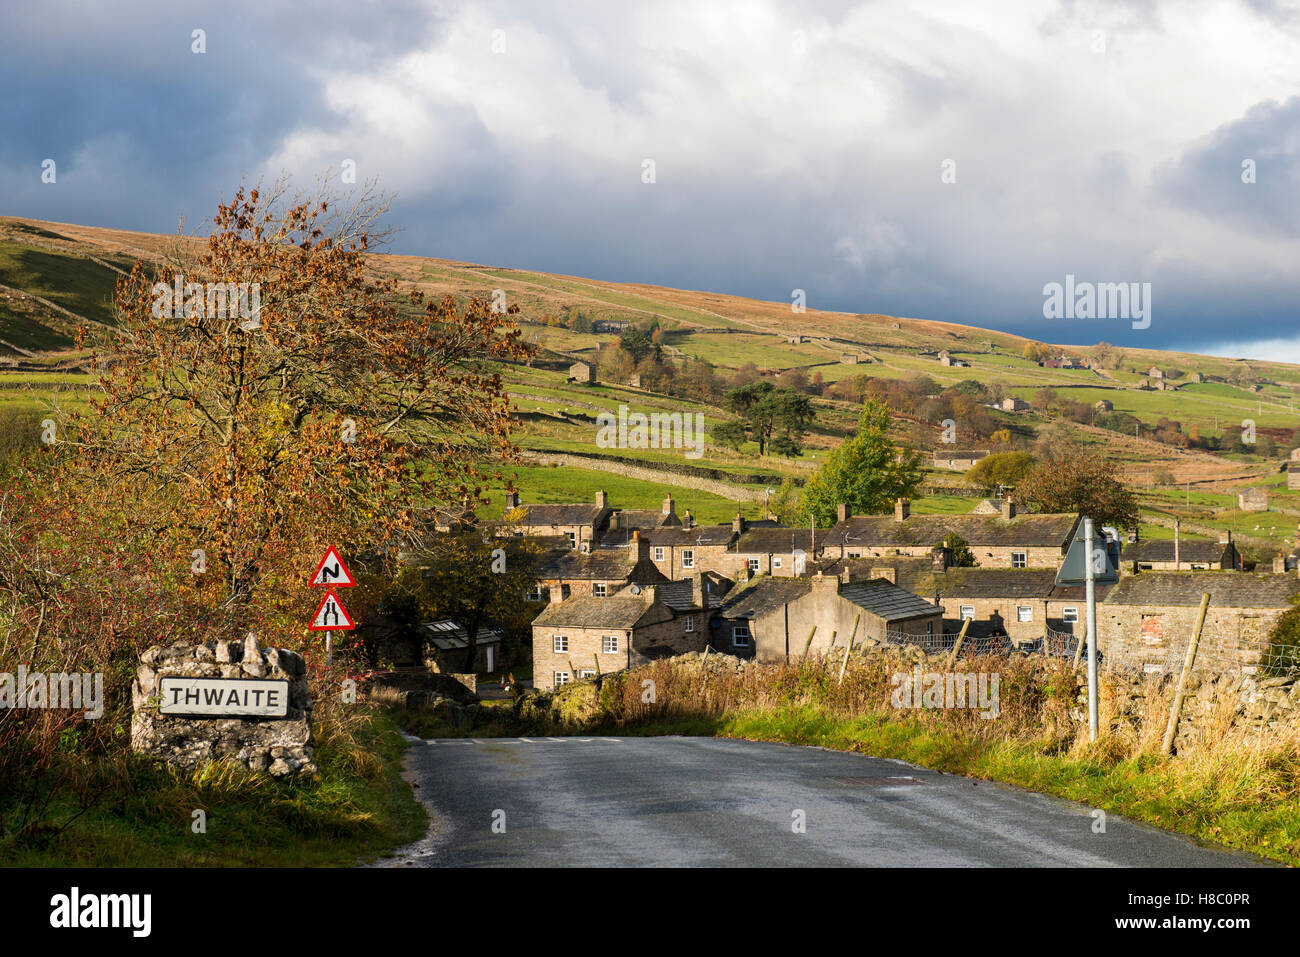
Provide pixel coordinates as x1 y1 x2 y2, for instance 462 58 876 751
593 583 607 597
681 549 695 569
653 546 665 561
602 635 618 653
1011 551 1027 568
579 669 596 680
684 615 695 633
773 557 783 568
732 624 751 647
553 635 568 653
747 557 760 573
959 605 975 620
1062 607 1079 623
554 671 570 687
1017 606 1033 623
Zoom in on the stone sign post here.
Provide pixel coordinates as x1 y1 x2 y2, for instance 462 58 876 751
131 633 315 777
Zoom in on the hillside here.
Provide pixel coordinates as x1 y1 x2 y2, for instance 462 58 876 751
2 214 1298 556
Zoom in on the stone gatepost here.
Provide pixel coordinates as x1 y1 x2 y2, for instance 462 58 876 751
131 634 315 777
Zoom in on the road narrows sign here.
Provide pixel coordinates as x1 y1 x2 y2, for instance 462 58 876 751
310 547 355 587
309 589 355 631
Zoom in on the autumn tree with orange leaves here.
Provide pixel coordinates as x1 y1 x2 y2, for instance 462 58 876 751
62 179 530 617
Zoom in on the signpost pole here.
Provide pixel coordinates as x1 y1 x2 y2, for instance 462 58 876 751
325 629 332 666
1085 516 1099 742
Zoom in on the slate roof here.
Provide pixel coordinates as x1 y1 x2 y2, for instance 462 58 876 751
820 513 1079 549
714 577 813 620
1102 573 1300 608
539 546 668 585
838 580 943 622
1124 539 1230 565
511 503 606 526
810 556 935 593
652 575 734 612
532 596 671 629
640 525 738 547
734 527 818 554
909 568 1113 603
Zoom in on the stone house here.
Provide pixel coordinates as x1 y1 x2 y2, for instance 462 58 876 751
568 361 596 384
531 576 718 689
640 517 744 579
534 531 670 602
1238 487 1269 512
1187 371 1204 383
502 490 611 549
839 353 862 364
1097 572 1300 675
931 449 989 471
1000 397 1028 412
906 567 1107 642
819 499 1079 569
1147 366 1165 379
710 571 942 661
592 320 629 333
1289 462 1300 491
1094 399 1113 413
731 526 820 578
596 495 684 547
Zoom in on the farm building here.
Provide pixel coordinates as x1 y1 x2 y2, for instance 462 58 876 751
1094 399 1114 413
1187 371 1204 383
591 320 629 333
1000 397 1029 412
1239 488 1269 512
839 353 863 364
931 449 990 471
1147 366 1165 379
568 361 596 384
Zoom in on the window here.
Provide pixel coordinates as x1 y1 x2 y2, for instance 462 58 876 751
1062 607 1079 623
1011 551 1027 568
653 546 665 561
526 584 544 602
593 583 607 597
747 558 760 573
773 557 783 569
553 635 568 653
579 669 596 679
682 549 695 569
554 671 571 687
602 635 618 653
732 624 751 647
1017 606 1033 623
959 605 975 620
848 550 861 559
566 531 576 548
684 615 695 633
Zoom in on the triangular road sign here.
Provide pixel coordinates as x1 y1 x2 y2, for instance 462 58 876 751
309 589 356 631
310 547 355 587
1056 521 1120 587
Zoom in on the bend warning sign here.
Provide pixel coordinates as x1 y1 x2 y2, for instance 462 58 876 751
310 547 355 587
309 589 355 631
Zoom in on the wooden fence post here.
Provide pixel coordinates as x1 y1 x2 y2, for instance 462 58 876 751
837 614 861 686
1161 593 1211 756
946 618 971 670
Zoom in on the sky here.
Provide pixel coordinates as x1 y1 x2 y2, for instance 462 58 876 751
2 0 1299 359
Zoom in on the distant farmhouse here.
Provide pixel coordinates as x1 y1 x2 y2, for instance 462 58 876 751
1094 399 1113 413
1000 397 1029 412
591 319 629 333
937 350 970 368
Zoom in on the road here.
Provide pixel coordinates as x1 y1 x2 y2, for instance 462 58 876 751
389 735 1263 868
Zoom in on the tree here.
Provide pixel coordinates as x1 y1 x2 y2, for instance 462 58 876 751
965 451 1037 491
768 477 801 524
711 420 748 452
799 400 923 527
1022 342 1045 363
942 533 976 567
1015 453 1139 528
66 180 528 611
722 382 815 456
408 533 545 673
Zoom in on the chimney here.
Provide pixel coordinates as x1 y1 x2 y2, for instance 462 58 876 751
812 571 839 593
691 572 706 609
504 491 520 511
631 529 651 562
662 494 675 517
1001 496 1016 520
595 489 608 509
548 583 567 603
932 546 952 571
894 498 910 522
683 508 694 529
1274 553 1286 574
870 566 896 584
733 512 747 534
837 503 851 523
1174 519 1181 571
1219 529 1231 545
609 511 621 531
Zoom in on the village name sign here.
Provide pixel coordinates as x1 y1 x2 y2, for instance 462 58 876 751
158 676 291 718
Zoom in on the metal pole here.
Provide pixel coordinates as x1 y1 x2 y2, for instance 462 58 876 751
326 629 332 666
1085 517 1099 742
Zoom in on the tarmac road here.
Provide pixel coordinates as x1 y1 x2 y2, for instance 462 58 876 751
388 735 1264 868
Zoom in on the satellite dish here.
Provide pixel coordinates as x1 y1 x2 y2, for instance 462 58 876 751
627 584 641 595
